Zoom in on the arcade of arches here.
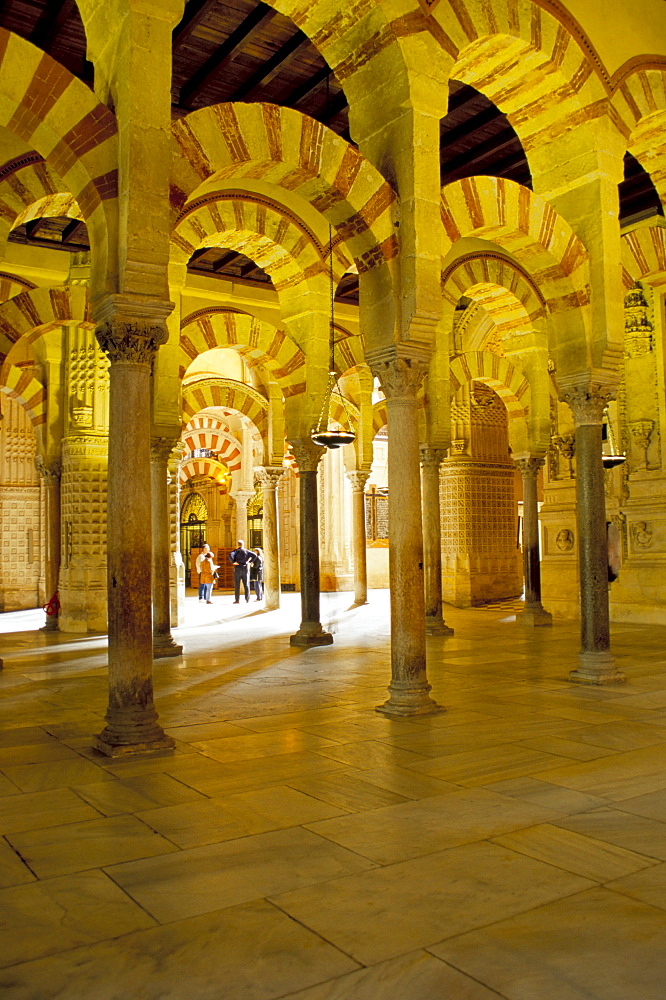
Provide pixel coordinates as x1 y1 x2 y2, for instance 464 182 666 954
2 0 666 993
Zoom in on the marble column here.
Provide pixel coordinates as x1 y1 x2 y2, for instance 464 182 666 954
255 466 285 611
561 383 625 684
151 437 182 658
289 441 332 646
346 470 370 606
36 456 61 632
514 456 552 627
93 315 174 756
234 489 254 545
370 356 443 715
420 447 454 635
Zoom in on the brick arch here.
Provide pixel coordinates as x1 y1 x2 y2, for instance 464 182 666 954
335 324 367 376
182 378 268 438
611 64 666 204
0 285 90 365
13 192 82 229
181 428 242 474
181 307 306 398
434 3 608 161
179 457 231 490
443 253 545 325
327 392 360 432
0 158 75 237
449 352 530 420
621 221 666 288
441 176 588 362
0 363 46 428
171 103 397 276
0 32 116 268
372 400 387 436
0 271 35 304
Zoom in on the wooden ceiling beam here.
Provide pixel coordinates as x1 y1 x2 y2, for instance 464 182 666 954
441 128 523 176
173 0 210 51
60 218 85 243
285 65 330 106
179 2 275 107
440 105 505 149
317 91 349 125
211 250 241 272
229 29 309 101
30 0 72 50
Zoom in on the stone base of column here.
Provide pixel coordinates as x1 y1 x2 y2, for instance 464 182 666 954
376 679 444 717
569 650 626 686
153 634 183 658
40 617 59 633
425 615 454 636
93 723 175 758
290 622 333 647
519 605 553 627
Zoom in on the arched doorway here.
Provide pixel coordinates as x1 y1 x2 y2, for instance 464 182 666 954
180 491 208 586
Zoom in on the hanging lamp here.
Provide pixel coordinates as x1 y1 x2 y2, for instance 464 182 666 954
311 224 356 450
601 405 626 469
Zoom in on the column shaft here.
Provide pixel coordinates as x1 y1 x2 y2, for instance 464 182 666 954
420 449 453 635
561 384 625 684
516 457 551 626
347 471 369 606
370 357 443 716
256 467 284 611
93 324 174 755
152 440 182 657
37 459 61 631
290 444 332 646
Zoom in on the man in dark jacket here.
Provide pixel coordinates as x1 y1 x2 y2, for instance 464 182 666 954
229 539 254 603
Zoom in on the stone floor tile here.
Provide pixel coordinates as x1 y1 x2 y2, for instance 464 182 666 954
0 787 101 835
105 827 376 923
0 772 20 796
282 949 505 999
311 739 429 770
0 838 35 888
7 814 179 879
615 788 666 823
163 720 255 742
286 771 410 811
0 727 55 748
72 773 207 816
0 743 82 767
167 750 346 798
493 823 656 882
431 887 666 1000
138 785 345 849
534 744 666 800
484 777 606 814
269 840 592 966
0 869 156 968
407 743 564 785
0 899 358 1000
555 807 666 861
555 722 666 752
305 788 563 865
192 728 339 763
338 765 459 799
607 861 666 911
0 758 113 793
515 735 620 761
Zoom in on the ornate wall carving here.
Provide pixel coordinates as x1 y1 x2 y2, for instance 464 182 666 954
0 397 40 610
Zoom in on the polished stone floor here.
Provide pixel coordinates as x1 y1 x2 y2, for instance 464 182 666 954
1 591 666 999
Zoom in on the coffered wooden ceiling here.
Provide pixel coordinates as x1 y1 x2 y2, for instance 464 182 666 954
2 0 663 303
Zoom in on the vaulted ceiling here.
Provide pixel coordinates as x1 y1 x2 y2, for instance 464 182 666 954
1 0 663 302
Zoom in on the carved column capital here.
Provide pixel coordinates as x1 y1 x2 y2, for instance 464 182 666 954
369 356 429 400
420 446 445 470
558 380 616 426
35 456 62 485
96 320 166 366
254 466 286 490
513 455 545 479
552 434 576 461
346 470 370 492
289 440 324 473
150 436 180 464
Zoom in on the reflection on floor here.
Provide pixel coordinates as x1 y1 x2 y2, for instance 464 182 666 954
1 590 666 998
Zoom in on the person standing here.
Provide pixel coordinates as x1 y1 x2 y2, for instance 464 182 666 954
250 547 264 602
199 551 218 604
195 543 212 601
229 539 254 603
